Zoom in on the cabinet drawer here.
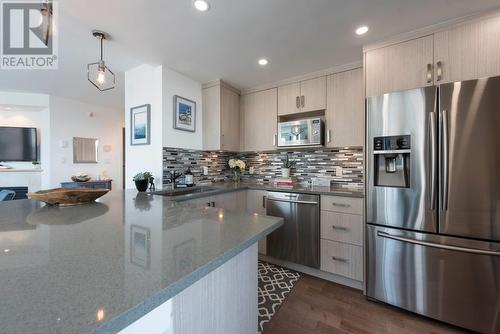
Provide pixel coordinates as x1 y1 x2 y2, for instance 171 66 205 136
321 239 363 281
321 195 363 214
321 211 363 246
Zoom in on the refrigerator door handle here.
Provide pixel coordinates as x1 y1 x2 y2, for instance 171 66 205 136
429 111 437 210
442 109 449 210
377 231 500 256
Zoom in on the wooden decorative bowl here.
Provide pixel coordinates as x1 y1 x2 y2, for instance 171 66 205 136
71 176 91 182
27 188 109 206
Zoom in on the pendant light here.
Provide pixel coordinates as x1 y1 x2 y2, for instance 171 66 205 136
87 30 115 91
39 0 53 46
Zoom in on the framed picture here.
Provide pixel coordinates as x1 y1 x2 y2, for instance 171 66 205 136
130 104 151 145
130 225 151 269
173 95 196 132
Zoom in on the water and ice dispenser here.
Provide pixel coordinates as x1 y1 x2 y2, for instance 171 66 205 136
373 135 411 188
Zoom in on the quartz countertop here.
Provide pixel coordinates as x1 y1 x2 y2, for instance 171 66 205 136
0 190 283 334
158 182 364 202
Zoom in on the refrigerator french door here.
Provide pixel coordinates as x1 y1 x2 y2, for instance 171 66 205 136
366 77 500 334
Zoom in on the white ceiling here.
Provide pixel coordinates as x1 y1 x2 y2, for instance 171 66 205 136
1 0 500 109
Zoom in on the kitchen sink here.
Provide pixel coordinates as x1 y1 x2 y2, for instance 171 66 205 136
153 187 216 197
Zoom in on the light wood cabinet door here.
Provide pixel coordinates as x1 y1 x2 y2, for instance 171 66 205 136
212 191 247 212
434 15 500 84
220 86 240 151
277 82 300 115
320 239 363 281
326 68 364 148
300 76 327 113
202 85 221 151
365 35 434 96
246 189 268 255
240 88 278 152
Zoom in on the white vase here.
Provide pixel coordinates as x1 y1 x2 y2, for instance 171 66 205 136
282 168 290 178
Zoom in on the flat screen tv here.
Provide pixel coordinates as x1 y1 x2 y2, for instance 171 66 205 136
0 127 37 162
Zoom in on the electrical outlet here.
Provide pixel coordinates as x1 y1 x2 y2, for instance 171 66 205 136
249 166 254 174
203 166 209 175
335 166 343 176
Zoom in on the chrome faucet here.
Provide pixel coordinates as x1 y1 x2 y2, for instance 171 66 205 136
166 170 183 188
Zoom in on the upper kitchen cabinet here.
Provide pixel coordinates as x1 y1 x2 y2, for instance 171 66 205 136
434 15 500 84
365 35 434 96
277 82 300 115
202 81 240 151
326 68 364 148
278 76 326 115
240 88 278 152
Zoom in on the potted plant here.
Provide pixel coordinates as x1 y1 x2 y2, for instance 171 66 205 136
281 154 296 178
31 161 40 169
228 159 245 183
133 172 153 192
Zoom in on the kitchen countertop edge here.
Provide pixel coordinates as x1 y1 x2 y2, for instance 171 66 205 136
91 217 283 334
164 183 364 202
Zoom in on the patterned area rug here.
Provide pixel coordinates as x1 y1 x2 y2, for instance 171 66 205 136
258 260 301 333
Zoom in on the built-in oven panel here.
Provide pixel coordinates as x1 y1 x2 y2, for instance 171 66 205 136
277 118 323 147
366 224 500 334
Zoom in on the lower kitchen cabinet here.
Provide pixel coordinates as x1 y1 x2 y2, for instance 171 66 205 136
211 191 247 212
320 239 363 281
320 195 364 282
320 211 363 246
246 189 268 254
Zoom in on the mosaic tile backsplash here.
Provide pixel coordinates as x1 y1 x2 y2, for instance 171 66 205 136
163 147 364 189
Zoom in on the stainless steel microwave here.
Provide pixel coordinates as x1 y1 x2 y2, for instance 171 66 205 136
277 117 324 147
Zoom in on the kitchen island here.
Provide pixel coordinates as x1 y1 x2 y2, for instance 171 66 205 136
0 190 283 334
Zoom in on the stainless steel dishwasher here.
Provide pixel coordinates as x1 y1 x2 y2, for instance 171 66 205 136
266 191 320 268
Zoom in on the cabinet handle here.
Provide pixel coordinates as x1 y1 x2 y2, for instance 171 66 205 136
206 202 211 207
436 61 443 82
273 134 277 146
300 95 305 108
426 63 433 83
295 96 300 109
262 195 267 209
331 202 350 208
211 201 215 207
326 129 331 143
332 225 349 231
332 256 349 263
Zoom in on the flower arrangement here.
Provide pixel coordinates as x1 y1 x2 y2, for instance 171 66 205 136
228 159 245 182
281 154 297 178
282 154 297 169
133 172 154 192
132 171 153 182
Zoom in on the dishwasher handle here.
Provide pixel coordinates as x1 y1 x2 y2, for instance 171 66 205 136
267 198 319 205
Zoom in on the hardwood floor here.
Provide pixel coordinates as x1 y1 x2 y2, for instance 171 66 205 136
263 275 472 334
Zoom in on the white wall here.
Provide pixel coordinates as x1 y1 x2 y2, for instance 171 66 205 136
49 96 124 189
162 67 203 150
0 94 51 188
124 65 204 189
124 65 164 189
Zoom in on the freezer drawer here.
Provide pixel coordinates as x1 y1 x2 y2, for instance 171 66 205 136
366 225 500 334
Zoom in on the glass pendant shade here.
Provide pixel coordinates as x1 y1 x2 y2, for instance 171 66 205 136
87 31 115 92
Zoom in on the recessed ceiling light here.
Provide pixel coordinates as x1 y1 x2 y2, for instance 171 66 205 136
193 0 210 12
258 58 269 66
356 25 369 35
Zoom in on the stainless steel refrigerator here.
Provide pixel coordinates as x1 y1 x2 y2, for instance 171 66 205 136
366 76 500 334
